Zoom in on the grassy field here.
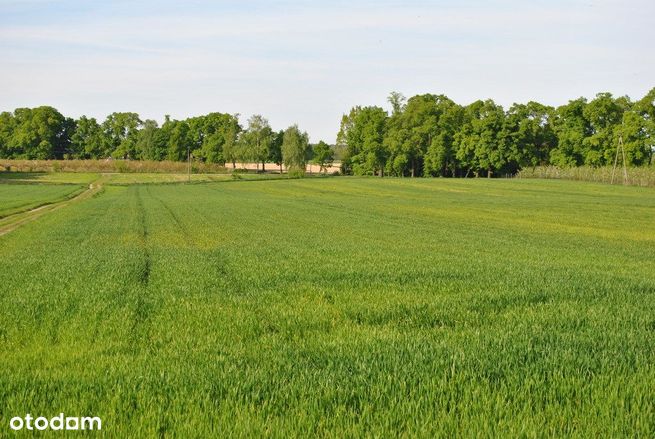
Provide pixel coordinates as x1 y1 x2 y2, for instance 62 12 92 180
0 172 100 185
101 172 293 185
0 183 85 218
0 171 303 187
0 177 654 436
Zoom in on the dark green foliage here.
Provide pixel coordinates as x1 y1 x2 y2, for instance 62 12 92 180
424 98 464 177
0 110 241 164
268 130 285 172
338 106 388 176
337 88 655 177
454 99 507 177
581 93 625 166
165 119 191 162
282 124 309 173
312 141 334 173
103 112 143 159
188 113 240 164
503 101 557 171
1 87 653 172
239 115 273 170
136 120 167 161
71 116 106 159
385 94 456 177
0 106 70 159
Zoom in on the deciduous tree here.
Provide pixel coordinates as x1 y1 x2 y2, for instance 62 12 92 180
312 141 334 173
282 124 309 173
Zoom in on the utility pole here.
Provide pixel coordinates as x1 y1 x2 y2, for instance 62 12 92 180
610 134 628 185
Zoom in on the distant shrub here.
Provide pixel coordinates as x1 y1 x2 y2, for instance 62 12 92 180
287 168 306 178
114 161 129 173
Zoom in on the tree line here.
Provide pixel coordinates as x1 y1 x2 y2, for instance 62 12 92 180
0 110 335 173
2 88 653 177
338 88 655 177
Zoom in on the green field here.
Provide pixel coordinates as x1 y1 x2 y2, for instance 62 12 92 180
0 172 99 185
0 171 302 187
0 183 84 218
0 177 654 436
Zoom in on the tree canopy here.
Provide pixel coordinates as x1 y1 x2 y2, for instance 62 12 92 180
337 89 655 177
1 87 653 177
0 110 278 166
282 125 309 173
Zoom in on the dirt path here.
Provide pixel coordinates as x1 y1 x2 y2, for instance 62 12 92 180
0 176 106 237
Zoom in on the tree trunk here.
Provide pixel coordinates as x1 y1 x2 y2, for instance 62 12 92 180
487 169 492 178
279 163 283 174
262 161 265 172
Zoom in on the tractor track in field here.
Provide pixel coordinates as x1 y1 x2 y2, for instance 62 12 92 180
134 186 152 286
0 175 106 237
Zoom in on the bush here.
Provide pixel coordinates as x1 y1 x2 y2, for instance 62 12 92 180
287 167 306 178
114 161 129 173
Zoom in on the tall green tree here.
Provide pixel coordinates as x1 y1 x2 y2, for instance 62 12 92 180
336 108 359 175
387 91 406 115
166 119 191 162
282 125 309 173
423 97 464 177
221 122 241 169
342 106 388 176
240 115 273 171
7 107 69 159
312 141 334 173
71 116 105 159
0 112 16 159
454 100 507 177
268 130 284 173
102 112 142 159
635 87 655 165
618 110 651 166
385 94 453 177
582 93 625 166
503 102 557 172
187 113 240 164
550 98 591 167
136 120 168 161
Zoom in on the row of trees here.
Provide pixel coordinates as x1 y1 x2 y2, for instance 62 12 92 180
0 109 335 173
337 89 655 177
3 88 653 178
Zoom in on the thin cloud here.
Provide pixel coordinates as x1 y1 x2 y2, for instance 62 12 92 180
0 0 653 142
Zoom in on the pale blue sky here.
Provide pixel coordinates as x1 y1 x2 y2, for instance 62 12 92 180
1 0 653 142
